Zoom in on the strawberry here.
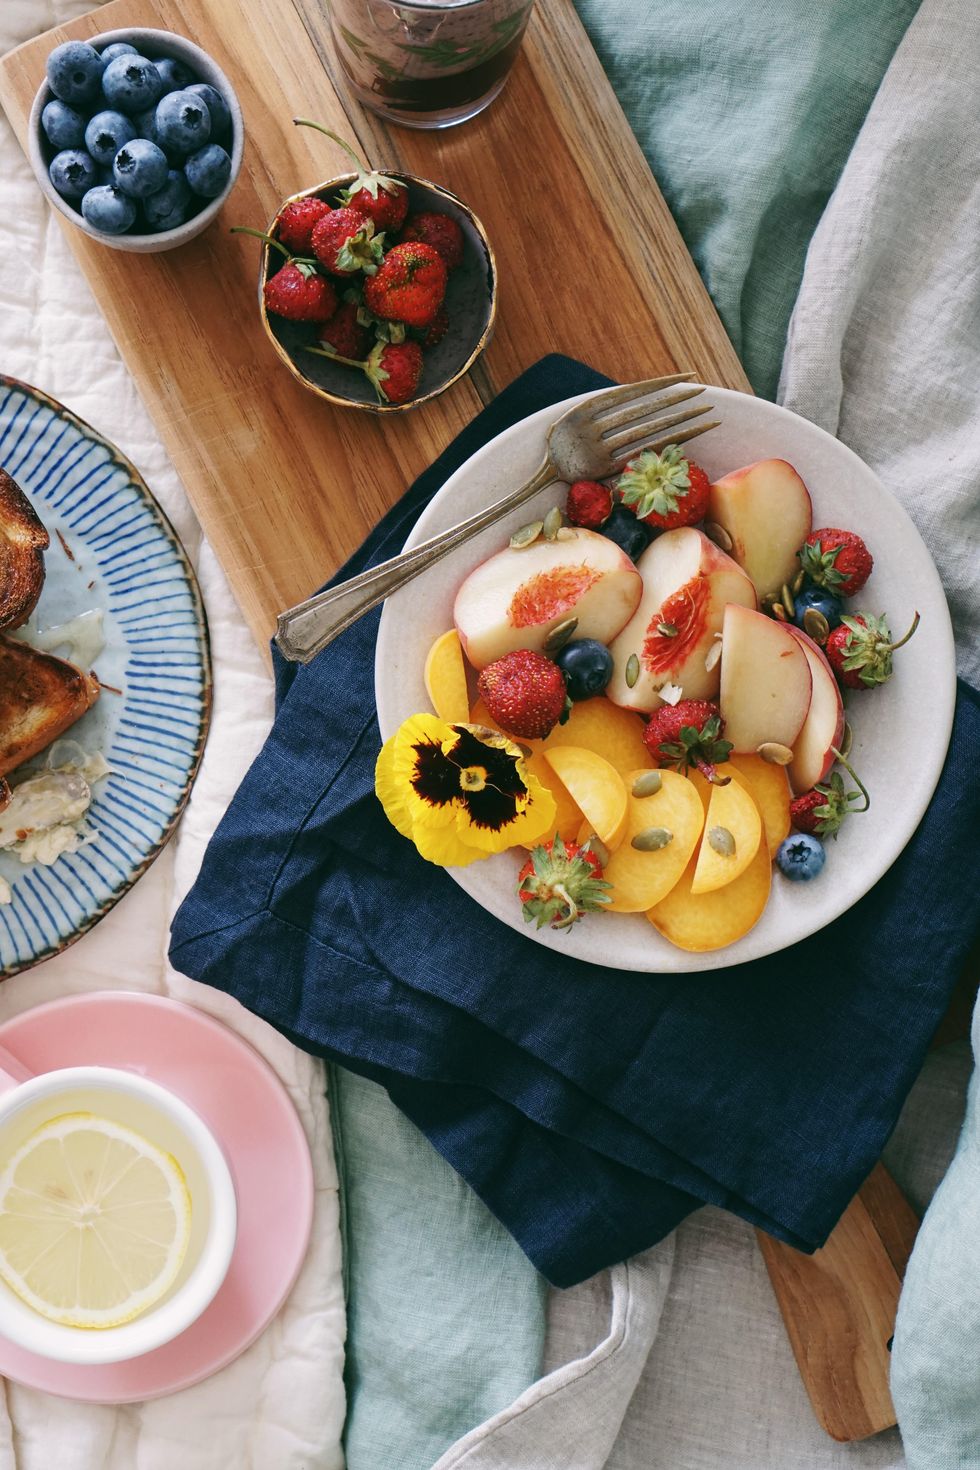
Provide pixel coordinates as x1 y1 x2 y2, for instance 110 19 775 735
477 650 569 740
642 699 732 784
276 196 331 254
617 446 710 530
518 834 611 930
294 118 409 232
311 207 384 276
800 528 873 597
318 301 371 360
790 765 870 838
365 340 423 405
824 611 920 689
400 211 464 271
263 260 337 323
413 305 449 347
363 241 448 328
566 480 613 529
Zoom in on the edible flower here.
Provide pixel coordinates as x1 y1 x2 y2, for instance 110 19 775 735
375 714 557 867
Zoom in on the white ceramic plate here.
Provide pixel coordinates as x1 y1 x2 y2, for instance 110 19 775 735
375 385 956 972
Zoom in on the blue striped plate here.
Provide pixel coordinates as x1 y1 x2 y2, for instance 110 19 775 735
0 377 211 978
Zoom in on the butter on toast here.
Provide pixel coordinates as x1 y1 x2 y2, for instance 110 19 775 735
0 470 49 631
0 636 99 778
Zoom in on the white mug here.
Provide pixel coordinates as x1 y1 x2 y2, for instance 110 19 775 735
0 1046 237 1365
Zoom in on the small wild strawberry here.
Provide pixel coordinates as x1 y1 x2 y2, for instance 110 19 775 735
566 480 613 529
478 650 569 740
643 699 732 784
263 260 337 322
294 118 409 232
400 211 465 270
276 196 332 254
617 446 711 530
363 241 448 328
824 611 920 689
790 765 869 838
319 301 371 360
366 340 424 405
311 207 385 276
800 528 874 598
518 834 611 930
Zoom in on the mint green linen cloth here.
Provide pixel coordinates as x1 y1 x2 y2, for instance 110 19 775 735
337 4 921 1467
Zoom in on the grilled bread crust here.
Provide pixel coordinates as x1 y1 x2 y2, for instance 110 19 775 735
0 636 100 778
0 470 49 631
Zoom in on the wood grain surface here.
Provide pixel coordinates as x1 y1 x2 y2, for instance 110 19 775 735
0 0 919 1444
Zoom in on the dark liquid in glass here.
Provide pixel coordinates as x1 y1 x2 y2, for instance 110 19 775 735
370 34 525 112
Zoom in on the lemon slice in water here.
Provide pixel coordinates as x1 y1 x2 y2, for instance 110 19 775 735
0 1112 191 1329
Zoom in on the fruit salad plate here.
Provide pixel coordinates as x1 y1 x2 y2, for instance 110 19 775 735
375 385 955 973
0 377 211 978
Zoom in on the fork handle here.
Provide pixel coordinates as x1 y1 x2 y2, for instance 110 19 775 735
275 458 557 664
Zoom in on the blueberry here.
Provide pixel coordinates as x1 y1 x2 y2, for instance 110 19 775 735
792 585 844 632
48 148 98 200
101 54 163 115
46 40 105 107
154 57 196 96
81 183 137 234
185 82 232 142
133 107 160 145
143 169 193 232
41 99 85 150
775 833 826 882
600 503 654 562
155 89 211 155
83 109 136 168
112 138 168 198
99 42 139 65
554 639 614 701
184 142 231 198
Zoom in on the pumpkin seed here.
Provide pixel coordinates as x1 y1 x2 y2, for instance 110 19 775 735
772 602 788 622
704 520 733 552
625 653 640 688
631 826 673 852
510 520 543 549
544 617 578 655
555 526 577 541
757 741 794 766
791 567 806 595
631 770 662 797
803 607 830 643
657 622 678 638
704 640 722 674
839 721 853 760
781 582 796 619
542 506 563 540
584 833 610 867
708 825 736 857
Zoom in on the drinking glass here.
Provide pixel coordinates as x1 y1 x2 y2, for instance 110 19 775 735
327 0 535 129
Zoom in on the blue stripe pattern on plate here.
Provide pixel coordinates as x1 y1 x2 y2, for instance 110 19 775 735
0 377 211 978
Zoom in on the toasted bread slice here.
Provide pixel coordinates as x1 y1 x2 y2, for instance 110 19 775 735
0 470 49 631
0 636 99 778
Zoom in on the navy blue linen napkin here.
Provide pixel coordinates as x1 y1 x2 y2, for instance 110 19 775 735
170 355 980 1287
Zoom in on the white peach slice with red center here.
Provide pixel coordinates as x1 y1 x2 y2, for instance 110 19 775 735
453 530 641 670
718 603 812 752
605 527 757 714
784 626 845 795
707 459 812 599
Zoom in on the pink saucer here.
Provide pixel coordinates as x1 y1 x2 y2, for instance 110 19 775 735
0 991 314 1402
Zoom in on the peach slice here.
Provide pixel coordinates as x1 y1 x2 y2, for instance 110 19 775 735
707 459 812 599
602 769 704 913
718 603 812 752
454 530 642 669
726 754 791 856
690 777 762 894
424 629 471 725
540 698 650 776
784 626 845 795
606 527 757 714
647 840 772 952
544 746 628 849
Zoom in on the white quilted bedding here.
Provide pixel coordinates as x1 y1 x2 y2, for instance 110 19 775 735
0 4 346 1466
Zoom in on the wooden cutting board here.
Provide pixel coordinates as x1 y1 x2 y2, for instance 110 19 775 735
0 0 916 1441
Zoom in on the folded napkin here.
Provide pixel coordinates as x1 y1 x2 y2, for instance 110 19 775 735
170 355 980 1287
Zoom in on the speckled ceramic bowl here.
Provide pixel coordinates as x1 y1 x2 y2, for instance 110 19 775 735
258 172 497 414
28 27 244 254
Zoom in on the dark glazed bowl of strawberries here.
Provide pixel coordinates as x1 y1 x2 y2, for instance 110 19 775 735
242 121 497 414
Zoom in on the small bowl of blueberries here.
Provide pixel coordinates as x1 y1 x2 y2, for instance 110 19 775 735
28 28 243 252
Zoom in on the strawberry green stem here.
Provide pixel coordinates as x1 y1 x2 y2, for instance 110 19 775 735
293 118 365 173
230 225 294 261
829 748 870 811
887 610 920 652
304 345 368 369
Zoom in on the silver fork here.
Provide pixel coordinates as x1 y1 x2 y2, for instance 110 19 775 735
275 374 718 663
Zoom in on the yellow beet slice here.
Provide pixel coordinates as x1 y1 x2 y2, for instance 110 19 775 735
425 630 471 725
726 753 791 856
603 769 704 913
543 746 628 849
647 839 772 951
690 778 763 894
